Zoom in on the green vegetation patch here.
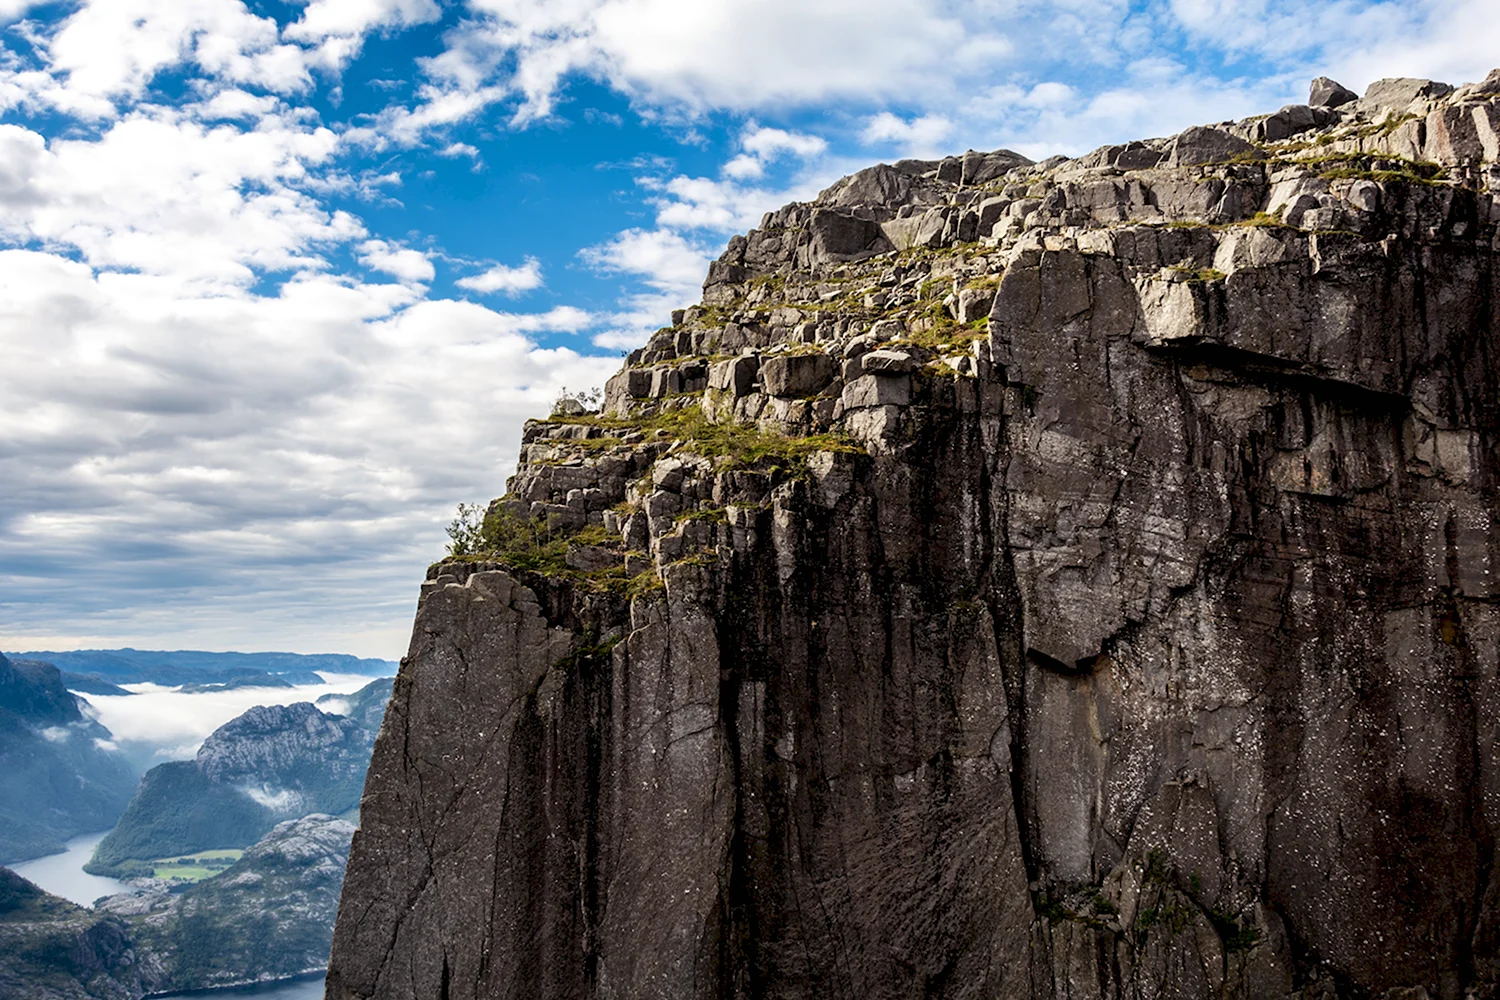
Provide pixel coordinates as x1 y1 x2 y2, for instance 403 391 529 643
1285 150 1448 185
545 407 861 473
150 850 244 882
1167 265 1227 282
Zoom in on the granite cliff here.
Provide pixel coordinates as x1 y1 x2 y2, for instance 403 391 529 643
330 72 1500 1000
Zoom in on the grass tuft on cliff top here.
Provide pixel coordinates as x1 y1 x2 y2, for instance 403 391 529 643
545 405 861 472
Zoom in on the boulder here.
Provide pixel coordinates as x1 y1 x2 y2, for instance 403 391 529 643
809 209 887 263
708 355 759 397
1309 76 1358 107
1168 125 1262 165
1361 77 1454 111
1258 104 1337 142
860 349 916 374
961 148 1032 186
761 352 837 397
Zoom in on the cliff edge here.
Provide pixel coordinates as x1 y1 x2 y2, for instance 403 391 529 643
329 72 1500 1000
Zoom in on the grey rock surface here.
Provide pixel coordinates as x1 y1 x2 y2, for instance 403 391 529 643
1309 76 1357 107
330 72 1500 1000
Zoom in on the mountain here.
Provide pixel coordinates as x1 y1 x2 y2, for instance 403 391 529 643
329 72 1500 999
0 814 354 999
87 677 392 877
10 648 396 690
0 654 137 864
0 866 162 1000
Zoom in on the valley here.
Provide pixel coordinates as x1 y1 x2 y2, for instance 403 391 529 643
0 647 395 999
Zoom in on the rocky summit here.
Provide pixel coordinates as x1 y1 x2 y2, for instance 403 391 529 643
329 72 1500 1000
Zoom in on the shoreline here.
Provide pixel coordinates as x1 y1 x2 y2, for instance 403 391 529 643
144 968 326 998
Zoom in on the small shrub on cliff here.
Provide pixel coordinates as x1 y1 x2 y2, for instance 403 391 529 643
445 503 486 557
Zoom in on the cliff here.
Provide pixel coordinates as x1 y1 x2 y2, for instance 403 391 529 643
88 678 391 877
329 72 1500 1000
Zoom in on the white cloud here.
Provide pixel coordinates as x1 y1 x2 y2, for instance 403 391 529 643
359 239 435 283
580 227 712 349
0 113 352 286
24 0 310 116
286 0 441 44
455 257 544 295
0 0 46 22
0 249 618 656
717 123 828 181
860 111 955 157
354 0 1008 142
741 124 827 161
721 154 763 180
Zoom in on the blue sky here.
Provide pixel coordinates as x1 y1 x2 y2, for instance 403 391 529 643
0 0 1495 658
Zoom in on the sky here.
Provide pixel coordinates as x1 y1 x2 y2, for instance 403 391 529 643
0 0 1496 659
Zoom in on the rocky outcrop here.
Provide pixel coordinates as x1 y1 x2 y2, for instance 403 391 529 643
88 678 391 876
110 814 355 992
330 73 1500 1000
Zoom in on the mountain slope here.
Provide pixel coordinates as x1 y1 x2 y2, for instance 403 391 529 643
87 678 391 876
0 654 137 864
329 72 1500 1000
0 815 354 999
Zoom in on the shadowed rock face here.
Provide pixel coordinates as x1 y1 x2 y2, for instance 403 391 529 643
330 73 1500 1000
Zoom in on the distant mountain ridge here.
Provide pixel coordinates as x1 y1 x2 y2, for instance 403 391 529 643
86 677 393 877
0 653 137 864
9 648 396 691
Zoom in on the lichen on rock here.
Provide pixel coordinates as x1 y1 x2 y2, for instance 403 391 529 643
329 72 1500 1000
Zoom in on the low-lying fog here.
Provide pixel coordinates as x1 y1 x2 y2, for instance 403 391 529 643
79 672 387 769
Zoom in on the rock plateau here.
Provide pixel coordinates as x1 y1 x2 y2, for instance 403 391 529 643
329 72 1500 1000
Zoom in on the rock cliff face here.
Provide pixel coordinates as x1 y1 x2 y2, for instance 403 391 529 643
330 72 1500 1000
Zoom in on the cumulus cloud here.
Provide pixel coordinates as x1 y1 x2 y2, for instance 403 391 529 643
359 239 435 283
860 111 955 157
455 257 544 295
579 227 712 349
0 249 617 656
17 0 309 116
285 0 442 47
741 124 828 161
0 113 352 286
349 0 1007 143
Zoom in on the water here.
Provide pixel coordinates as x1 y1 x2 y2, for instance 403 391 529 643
9 831 132 906
13 833 328 998
151 973 325 998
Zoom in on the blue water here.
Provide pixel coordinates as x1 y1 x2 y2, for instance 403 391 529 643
151 973 325 998
9 831 132 906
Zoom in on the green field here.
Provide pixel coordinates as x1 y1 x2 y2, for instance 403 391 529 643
148 850 244 882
